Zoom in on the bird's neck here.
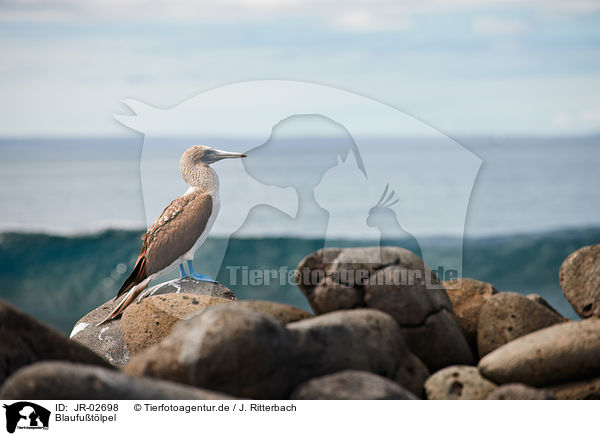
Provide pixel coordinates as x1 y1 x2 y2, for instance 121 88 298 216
186 165 219 194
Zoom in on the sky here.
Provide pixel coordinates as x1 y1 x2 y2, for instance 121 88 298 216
0 0 599 137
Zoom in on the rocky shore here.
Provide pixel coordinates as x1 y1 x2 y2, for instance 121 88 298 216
1 244 599 400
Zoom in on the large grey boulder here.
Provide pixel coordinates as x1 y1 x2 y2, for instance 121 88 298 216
290 370 418 400
295 247 473 371
0 300 111 386
287 309 429 397
70 277 236 366
479 319 600 386
125 305 296 399
0 361 232 400
477 292 567 358
559 244 600 318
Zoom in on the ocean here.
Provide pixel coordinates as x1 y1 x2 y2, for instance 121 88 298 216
1 136 599 334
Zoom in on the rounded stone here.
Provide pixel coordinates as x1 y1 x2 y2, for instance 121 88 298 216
125 305 296 399
395 353 430 399
69 298 130 366
477 292 567 358
313 277 364 312
486 384 555 400
443 278 497 355
0 361 232 400
479 319 600 386
121 293 233 354
365 266 473 371
424 365 496 400
290 370 419 400
70 277 236 366
0 300 111 386
559 244 600 318
287 309 429 398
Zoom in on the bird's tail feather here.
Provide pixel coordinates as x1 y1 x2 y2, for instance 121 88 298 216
97 278 151 326
115 256 147 300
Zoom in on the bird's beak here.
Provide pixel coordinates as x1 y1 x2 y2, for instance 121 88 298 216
214 149 247 159
201 148 247 165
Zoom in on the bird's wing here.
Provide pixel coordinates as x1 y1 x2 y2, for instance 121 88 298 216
144 191 214 275
115 191 213 298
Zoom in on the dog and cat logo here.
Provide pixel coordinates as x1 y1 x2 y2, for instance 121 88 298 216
2 402 50 433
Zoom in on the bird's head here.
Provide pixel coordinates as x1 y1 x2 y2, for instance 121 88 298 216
181 145 246 186
181 145 246 167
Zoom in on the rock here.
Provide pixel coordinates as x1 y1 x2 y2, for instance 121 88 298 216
395 353 430 399
295 247 390 313
312 276 363 312
443 278 497 355
290 370 419 400
477 292 567 358
0 300 111 386
424 366 496 400
296 246 431 314
121 294 233 354
366 266 473 370
229 300 313 324
127 306 429 399
295 246 472 371
142 276 237 301
549 377 600 400
70 277 236 366
479 319 600 386
69 297 129 366
287 309 429 397
125 305 296 399
295 247 342 313
559 244 600 318
486 384 555 400
0 361 232 400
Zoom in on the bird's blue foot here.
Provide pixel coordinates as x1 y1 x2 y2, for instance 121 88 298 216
179 263 189 278
187 260 216 282
191 272 216 282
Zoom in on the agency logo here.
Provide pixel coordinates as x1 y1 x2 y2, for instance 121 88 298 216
2 402 50 434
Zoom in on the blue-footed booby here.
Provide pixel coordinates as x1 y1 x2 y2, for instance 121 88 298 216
98 145 246 325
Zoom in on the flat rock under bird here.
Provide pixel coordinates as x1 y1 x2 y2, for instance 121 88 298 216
98 145 246 325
